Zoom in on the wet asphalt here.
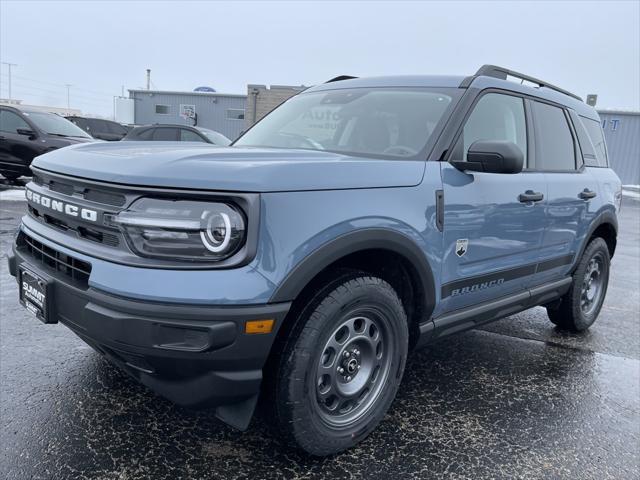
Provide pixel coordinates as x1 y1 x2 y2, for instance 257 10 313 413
1 184 638 480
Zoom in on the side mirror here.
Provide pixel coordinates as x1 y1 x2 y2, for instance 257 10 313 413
17 128 37 138
452 140 524 174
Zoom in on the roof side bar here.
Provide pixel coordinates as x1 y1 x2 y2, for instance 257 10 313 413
325 75 358 83
462 64 583 102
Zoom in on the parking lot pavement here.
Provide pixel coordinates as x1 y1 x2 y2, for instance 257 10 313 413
1 195 638 480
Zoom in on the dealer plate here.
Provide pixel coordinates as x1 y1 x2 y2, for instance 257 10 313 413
19 267 51 323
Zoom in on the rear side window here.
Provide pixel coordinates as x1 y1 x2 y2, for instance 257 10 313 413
136 128 154 140
106 121 127 135
532 102 576 171
152 128 178 141
92 119 109 133
180 129 206 142
580 116 608 167
452 93 527 165
69 117 89 132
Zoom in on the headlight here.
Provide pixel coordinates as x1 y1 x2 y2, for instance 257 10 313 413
109 198 245 262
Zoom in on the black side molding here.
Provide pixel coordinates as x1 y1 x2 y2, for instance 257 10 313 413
416 276 572 348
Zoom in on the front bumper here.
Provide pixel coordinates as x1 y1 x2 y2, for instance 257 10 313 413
8 236 290 429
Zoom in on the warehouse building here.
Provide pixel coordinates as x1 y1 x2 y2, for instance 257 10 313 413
129 89 247 140
129 85 304 141
598 110 640 186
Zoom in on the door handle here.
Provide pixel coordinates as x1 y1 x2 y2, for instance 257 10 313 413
518 190 544 203
578 189 597 200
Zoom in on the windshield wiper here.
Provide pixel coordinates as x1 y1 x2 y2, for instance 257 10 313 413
47 133 88 138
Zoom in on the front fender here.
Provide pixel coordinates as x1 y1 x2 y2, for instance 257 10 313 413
269 227 436 318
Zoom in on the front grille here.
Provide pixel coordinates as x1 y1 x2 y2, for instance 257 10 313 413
28 205 121 247
33 174 126 207
18 232 92 286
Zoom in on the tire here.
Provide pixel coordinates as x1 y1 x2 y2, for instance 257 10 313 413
547 237 610 332
269 272 408 456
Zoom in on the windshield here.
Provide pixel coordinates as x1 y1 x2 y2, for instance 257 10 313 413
24 111 92 138
197 127 231 146
234 87 457 158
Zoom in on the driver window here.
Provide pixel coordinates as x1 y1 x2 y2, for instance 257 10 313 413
0 110 30 134
453 93 527 166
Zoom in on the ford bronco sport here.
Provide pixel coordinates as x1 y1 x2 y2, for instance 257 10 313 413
8 65 621 455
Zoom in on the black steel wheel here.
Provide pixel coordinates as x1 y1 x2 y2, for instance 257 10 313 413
547 237 610 332
268 272 408 456
314 312 394 427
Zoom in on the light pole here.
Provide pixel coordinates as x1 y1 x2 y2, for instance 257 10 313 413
65 84 72 111
1 62 18 103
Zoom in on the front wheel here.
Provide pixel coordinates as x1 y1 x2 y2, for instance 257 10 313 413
547 237 610 332
269 273 408 456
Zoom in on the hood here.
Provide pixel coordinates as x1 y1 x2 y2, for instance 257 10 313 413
31 142 425 192
49 135 97 146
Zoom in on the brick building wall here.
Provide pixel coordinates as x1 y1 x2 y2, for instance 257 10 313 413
245 84 306 129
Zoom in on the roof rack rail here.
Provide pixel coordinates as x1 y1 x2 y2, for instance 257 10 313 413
325 75 358 83
462 64 582 102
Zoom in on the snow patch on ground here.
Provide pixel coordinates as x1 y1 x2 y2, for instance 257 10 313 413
0 189 26 202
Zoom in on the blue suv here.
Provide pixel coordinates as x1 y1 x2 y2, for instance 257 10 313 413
8 65 621 455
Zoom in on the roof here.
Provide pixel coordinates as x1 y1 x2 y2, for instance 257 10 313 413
597 109 640 116
307 75 467 92
3 105 52 114
306 69 598 120
128 89 247 99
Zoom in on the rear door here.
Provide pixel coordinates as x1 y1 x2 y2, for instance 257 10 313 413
529 100 600 285
439 92 547 314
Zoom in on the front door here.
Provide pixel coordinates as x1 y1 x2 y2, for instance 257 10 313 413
438 92 547 315
0 109 42 176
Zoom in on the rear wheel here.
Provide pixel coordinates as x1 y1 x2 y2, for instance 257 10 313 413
269 273 408 455
547 237 610 332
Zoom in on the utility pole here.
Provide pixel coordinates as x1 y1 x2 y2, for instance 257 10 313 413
65 84 72 110
146 69 151 90
1 62 18 102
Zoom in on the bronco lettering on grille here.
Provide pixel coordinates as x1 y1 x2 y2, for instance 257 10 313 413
26 187 98 222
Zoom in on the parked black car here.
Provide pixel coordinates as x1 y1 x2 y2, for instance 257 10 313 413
123 124 231 145
0 106 95 181
66 116 130 141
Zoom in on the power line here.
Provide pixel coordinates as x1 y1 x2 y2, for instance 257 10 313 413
6 82 113 103
10 88 112 107
0 72 117 98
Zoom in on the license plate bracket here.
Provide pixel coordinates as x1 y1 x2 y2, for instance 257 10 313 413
19 267 53 324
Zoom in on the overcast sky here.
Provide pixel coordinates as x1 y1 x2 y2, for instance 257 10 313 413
1 0 638 117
